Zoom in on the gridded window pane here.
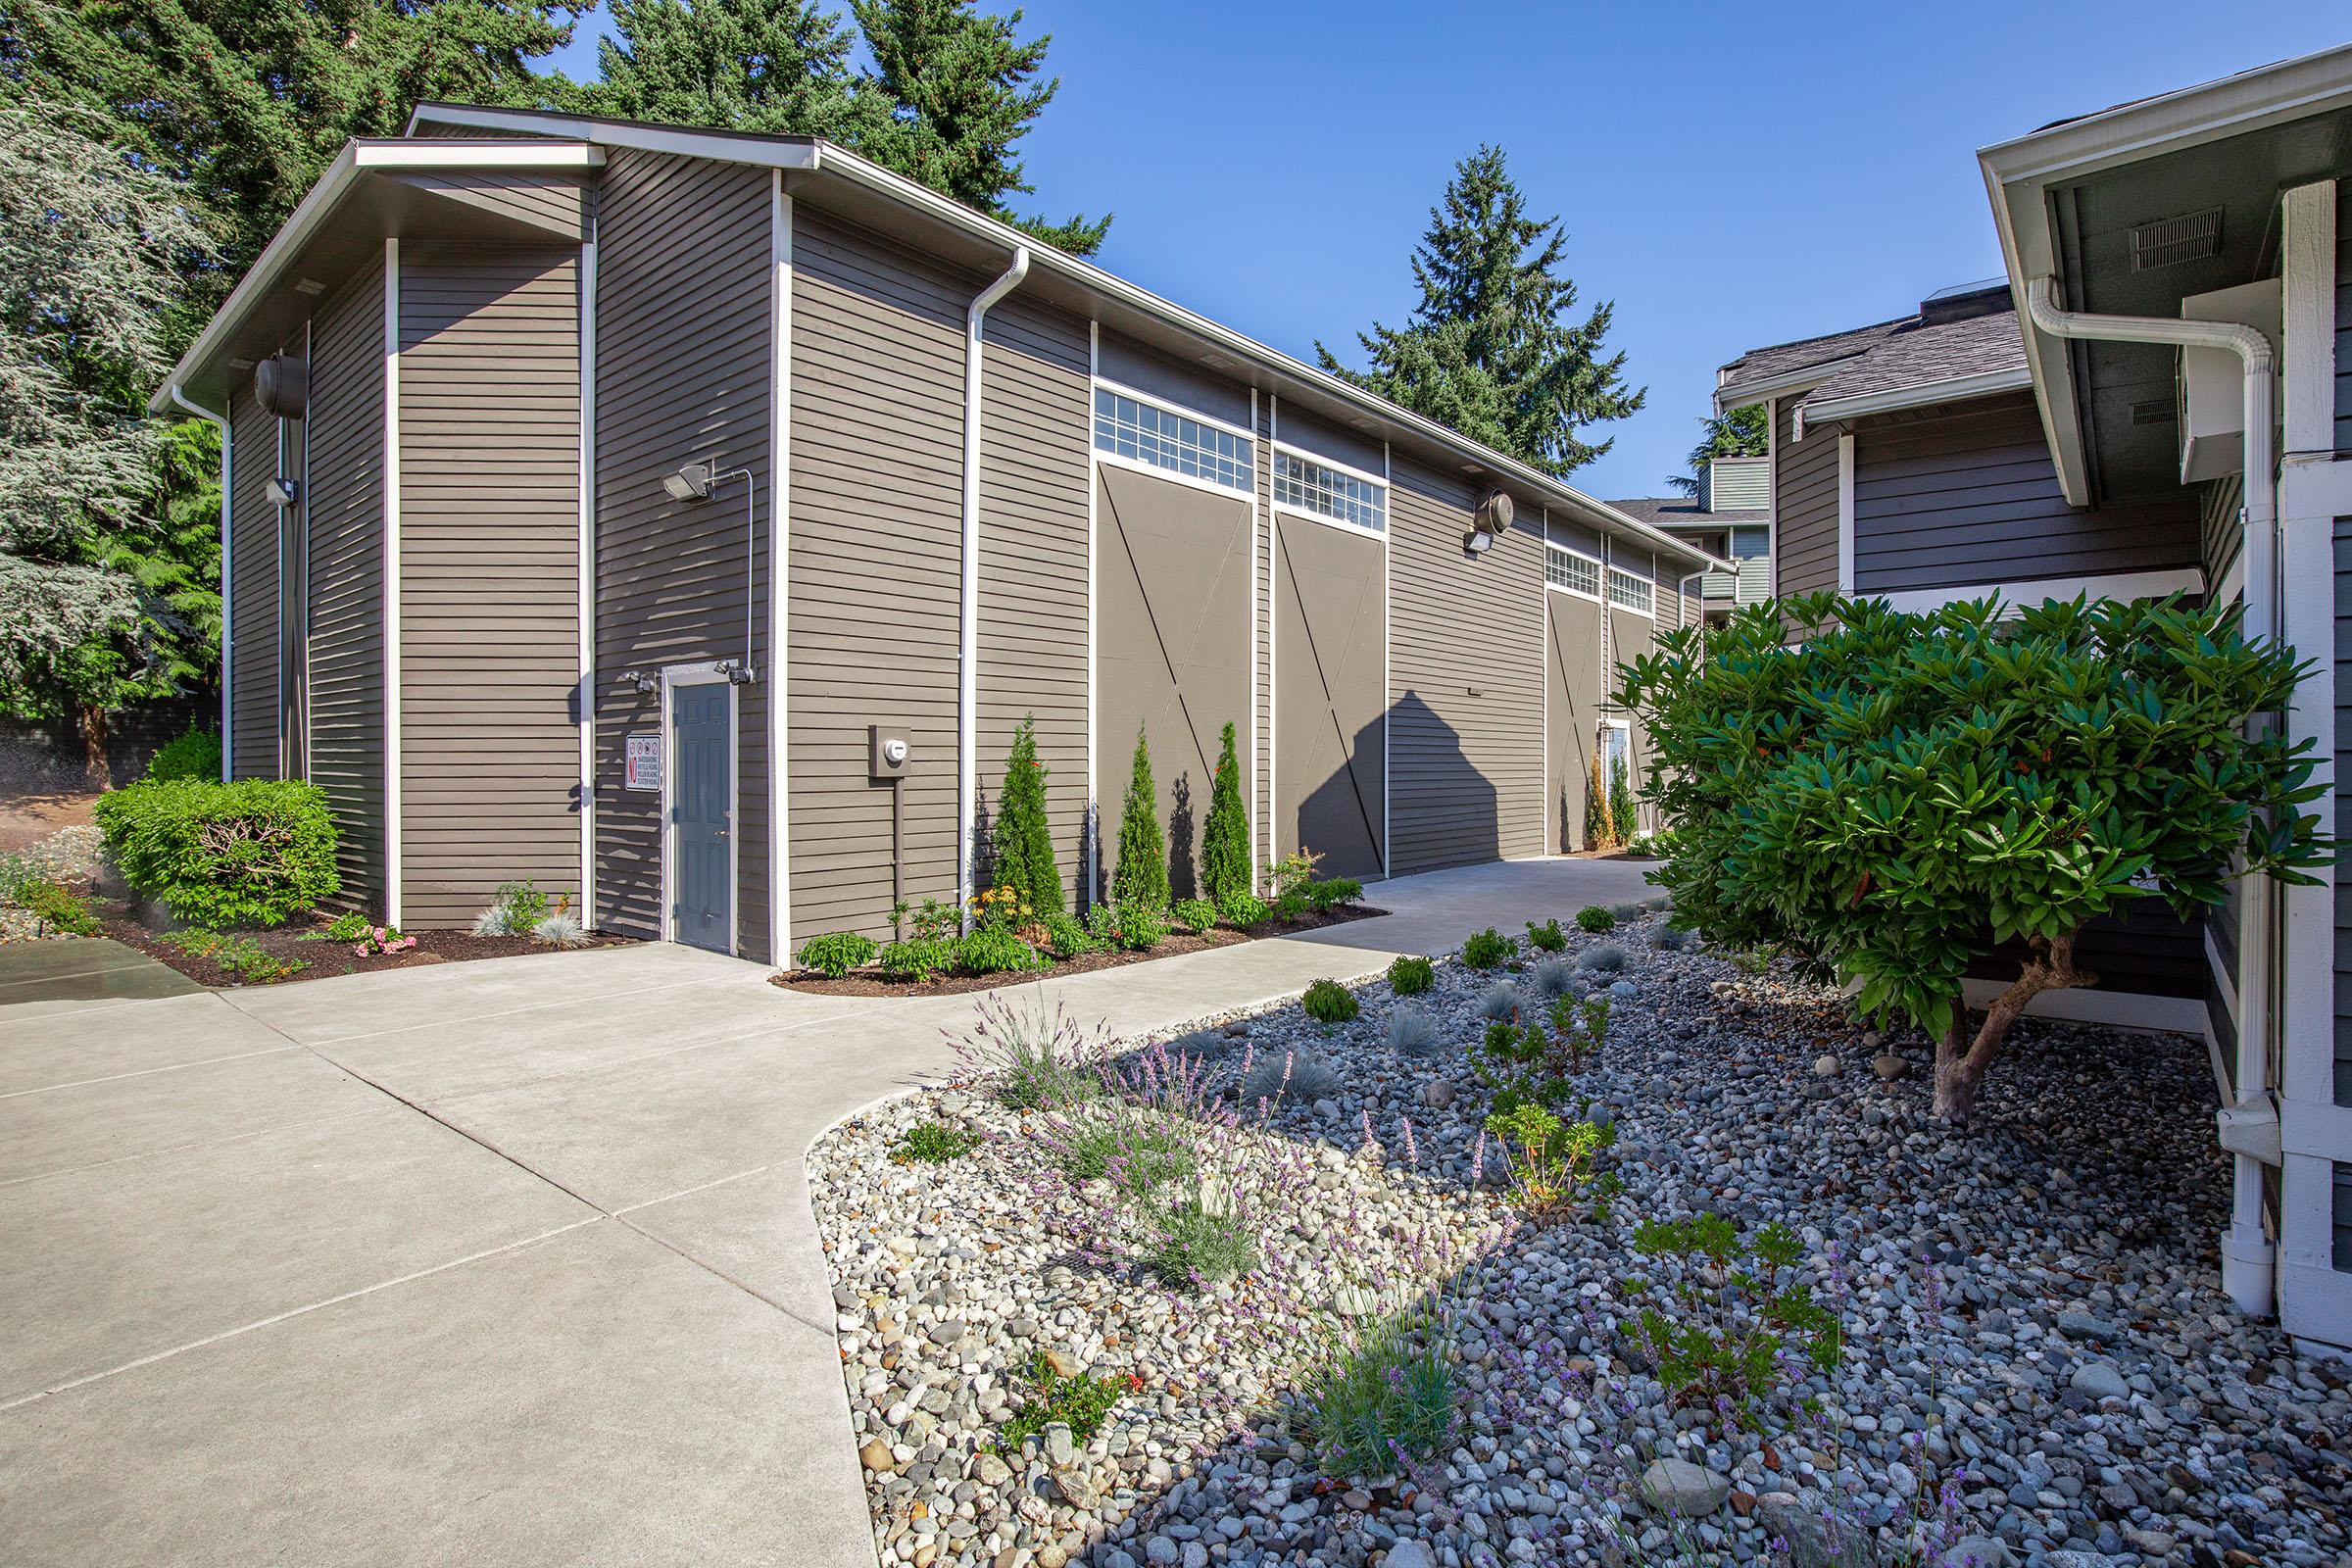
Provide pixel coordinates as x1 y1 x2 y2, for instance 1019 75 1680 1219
1606 565 1654 614
1093 387 1253 491
1545 546 1599 596
1273 450 1386 532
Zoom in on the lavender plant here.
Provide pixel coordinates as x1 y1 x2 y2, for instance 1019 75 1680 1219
955 990 1104 1109
1303 1305 1457 1478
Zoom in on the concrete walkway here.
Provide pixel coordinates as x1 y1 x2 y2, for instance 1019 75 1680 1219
0 856 1655 1566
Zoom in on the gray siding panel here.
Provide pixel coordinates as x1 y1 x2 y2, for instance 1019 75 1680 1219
386 171 590 241
1274 514 1385 880
786 206 961 940
1387 457 1543 875
1851 393 2198 593
228 389 280 779
1278 405 1387 477
1544 590 1602 852
1097 329 1250 429
2335 517 2352 1102
2203 474 2244 597
400 245 582 927
978 294 1091 907
597 150 772 958
1774 398 1838 599
305 261 386 910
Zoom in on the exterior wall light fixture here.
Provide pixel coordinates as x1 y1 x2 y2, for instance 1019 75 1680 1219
662 458 759 683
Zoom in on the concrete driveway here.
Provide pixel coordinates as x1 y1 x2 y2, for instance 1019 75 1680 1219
0 856 1656 1566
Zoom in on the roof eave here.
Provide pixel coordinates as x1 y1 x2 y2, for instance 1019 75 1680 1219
1712 363 1841 415
1800 363 2034 423
1978 42 2352 507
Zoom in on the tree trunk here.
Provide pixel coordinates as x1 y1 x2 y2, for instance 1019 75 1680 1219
79 703 110 789
1931 933 2094 1122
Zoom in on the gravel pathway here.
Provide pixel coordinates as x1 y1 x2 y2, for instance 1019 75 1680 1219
0 824 105 943
810 911 2352 1568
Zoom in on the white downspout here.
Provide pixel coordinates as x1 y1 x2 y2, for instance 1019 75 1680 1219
956 246 1031 928
2024 275 2278 1319
169 383 232 780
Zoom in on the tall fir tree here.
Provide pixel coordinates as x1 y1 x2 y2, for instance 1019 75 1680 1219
849 0 1107 254
1317 145 1642 476
1199 720 1250 906
1584 749 1613 852
570 0 874 140
1665 404 1768 497
1111 723 1168 911
988 714 1062 917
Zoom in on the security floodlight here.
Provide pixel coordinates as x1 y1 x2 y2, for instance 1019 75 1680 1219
662 462 716 502
1463 528 1494 556
265 475 299 510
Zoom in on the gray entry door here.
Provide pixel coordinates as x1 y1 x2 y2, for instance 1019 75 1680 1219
671 682 732 953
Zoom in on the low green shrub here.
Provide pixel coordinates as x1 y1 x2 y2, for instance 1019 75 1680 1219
1460 927 1513 969
796 930 879 978
994 1351 1134 1453
144 726 222 782
1104 903 1165 952
1041 909 1094 959
957 924 1042 975
1631 1213 1843 1433
892 1120 981 1163
1524 917 1568 953
8 877 100 936
1306 877 1362 911
1483 1100 1614 1213
94 780 339 928
1305 1308 1456 1478
1216 891 1269 928
1271 888 1310 923
472 879 553 937
878 937 956 984
1301 978 1358 1025
1386 954 1434 995
1575 905 1615 934
1172 898 1218 936
157 927 308 982
307 910 373 944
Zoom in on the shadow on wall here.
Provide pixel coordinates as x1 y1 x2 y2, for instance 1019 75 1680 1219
1293 691 1496 881
1167 772 1196 903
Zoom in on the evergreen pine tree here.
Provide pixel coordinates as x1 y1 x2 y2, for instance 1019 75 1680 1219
1111 723 1168 910
1584 749 1613 851
989 714 1062 918
1200 720 1250 905
1665 405 1769 497
850 0 1108 253
1317 145 1642 476
577 0 872 139
1610 753 1639 843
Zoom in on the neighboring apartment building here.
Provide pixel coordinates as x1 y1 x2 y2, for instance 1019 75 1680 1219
150 104 1718 966
1717 44 2352 1351
1610 455 1773 624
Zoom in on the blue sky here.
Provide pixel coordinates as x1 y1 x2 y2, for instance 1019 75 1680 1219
546 5 2347 503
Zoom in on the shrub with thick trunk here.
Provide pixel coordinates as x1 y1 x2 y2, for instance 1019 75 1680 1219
1618 592 2331 1121
94 778 341 927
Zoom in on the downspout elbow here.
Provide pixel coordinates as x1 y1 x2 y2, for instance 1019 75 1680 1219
956 247 1031 924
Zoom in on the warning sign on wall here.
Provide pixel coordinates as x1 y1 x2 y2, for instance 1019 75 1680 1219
625 733 661 791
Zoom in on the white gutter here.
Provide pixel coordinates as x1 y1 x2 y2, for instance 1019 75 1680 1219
168 383 232 778
2023 274 2278 1320
956 246 1031 927
1798 364 2034 423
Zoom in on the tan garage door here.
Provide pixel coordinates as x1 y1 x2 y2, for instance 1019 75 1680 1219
1545 591 1603 852
1097 465 1253 904
1275 515 1386 881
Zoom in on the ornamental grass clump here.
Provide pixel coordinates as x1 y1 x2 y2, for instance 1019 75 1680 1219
1618 590 2335 1120
1574 942 1627 974
1239 1046 1337 1107
1527 956 1573 998
1385 1004 1441 1056
956 990 1103 1109
1305 1305 1458 1479
1476 980 1520 1021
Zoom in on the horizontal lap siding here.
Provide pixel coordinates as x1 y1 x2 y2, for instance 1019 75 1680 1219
400 246 582 927
2338 179 2352 454
229 389 280 779
1387 458 1542 875
788 208 962 940
1775 399 1838 599
596 151 772 958
2203 475 2244 598
979 295 1091 908
305 262 385 910
1851 393 2198 591
386 171 589 242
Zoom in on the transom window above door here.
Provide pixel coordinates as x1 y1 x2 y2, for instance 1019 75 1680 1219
1273 448 1386 533
1094 385 1254 492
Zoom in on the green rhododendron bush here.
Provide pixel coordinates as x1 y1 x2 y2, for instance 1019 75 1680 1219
1617 591 2332 1120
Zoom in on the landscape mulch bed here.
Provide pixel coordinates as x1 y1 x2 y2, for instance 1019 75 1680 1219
95 900 635 989
770 902 1387 998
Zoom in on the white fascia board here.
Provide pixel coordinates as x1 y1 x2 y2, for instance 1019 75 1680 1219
150 137 601 415
408 102 818 171
1799 364 2034 423
1713 365 1839 415
1977 44 2352 509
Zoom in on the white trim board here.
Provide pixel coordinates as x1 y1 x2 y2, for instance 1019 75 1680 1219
1095 448 1252 501
1957 976 2205 1034
381 237 403 927
769 172 793 966
1875 566 2205 615
1271 500 1386 542
1835 432 1855 594
577 230 598 926
1800 365 2034 423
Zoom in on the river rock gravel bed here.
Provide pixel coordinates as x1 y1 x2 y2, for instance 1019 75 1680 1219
809 912 2352 1568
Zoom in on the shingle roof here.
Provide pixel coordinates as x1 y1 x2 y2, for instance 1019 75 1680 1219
1797 306 2027 411
1717 318 1907 399
1605 497 1766 530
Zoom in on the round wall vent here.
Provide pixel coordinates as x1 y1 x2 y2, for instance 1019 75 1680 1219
255 354 309 418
